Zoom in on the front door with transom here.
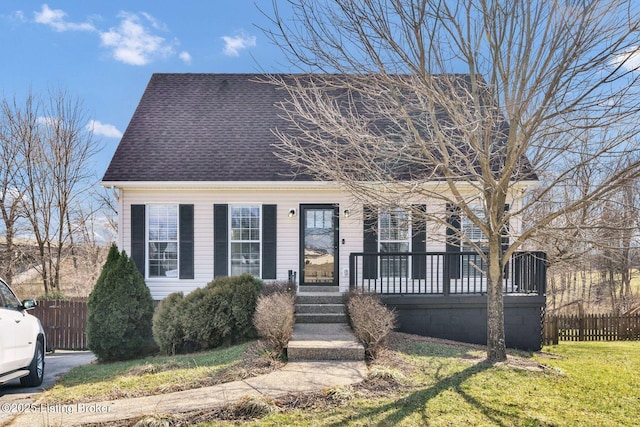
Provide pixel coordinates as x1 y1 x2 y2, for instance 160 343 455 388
300 204 339 286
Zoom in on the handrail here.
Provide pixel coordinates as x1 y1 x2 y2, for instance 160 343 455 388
349 251 547 295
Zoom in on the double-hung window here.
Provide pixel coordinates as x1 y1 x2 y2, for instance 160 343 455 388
230 205 261 276
461 210 487 277
379 208 410 277
148 204 179 278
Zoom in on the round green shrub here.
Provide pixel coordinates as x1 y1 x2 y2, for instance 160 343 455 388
154 274 264 354
153 292 187 355
87 244 157 362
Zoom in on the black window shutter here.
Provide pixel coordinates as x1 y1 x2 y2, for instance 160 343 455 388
446 203 461 279
131 205 146 277
262 205 277 280
213 204 228 277
179 204 194 279
412 204 427 280
363 206 378 279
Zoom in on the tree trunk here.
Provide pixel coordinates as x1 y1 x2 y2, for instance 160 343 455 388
486 236 506 362
2 218 14 287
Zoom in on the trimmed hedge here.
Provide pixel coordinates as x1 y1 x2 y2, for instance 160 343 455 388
152 292 186 355
153 274 264 354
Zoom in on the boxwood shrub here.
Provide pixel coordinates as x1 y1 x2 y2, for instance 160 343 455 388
153 274 264 354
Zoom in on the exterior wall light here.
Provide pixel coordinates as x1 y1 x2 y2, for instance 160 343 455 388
343 209 350 218
288 208 296 218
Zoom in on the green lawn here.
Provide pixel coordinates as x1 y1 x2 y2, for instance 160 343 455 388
206 339 640 427
44 338 640 426
42 341 281 404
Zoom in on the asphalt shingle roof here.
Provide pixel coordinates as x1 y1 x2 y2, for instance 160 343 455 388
102 73 536 183
102 73 306 182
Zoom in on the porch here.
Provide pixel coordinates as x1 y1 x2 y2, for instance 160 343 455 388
348 251 547 296
347 251 547 350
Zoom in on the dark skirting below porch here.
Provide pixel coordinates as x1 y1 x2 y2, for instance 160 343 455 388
381 294 546 351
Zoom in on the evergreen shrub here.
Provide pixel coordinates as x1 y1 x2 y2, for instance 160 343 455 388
153 274 264 353
152 292 187 355
87 244 156 361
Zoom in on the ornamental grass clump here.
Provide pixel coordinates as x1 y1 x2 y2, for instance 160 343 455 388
346 291 397 360
253 291 295 357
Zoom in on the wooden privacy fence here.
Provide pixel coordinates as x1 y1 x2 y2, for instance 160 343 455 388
543 314 640 345
32 300 88 351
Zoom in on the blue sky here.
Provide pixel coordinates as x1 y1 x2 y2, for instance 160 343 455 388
0 1 291 177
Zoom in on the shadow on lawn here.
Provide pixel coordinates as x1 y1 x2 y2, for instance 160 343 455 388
327 361 520 427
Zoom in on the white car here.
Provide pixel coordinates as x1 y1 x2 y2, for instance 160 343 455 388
0 279 45 387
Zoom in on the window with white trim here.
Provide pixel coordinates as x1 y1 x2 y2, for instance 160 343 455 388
461 210 487 277
230 205 261 276
379 208 410 277
148 204 179 278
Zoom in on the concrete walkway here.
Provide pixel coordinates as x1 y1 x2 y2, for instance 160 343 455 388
6 360 367 427
287 323 365 361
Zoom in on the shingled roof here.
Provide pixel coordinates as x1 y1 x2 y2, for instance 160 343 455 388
102 73 306 182
102 73 536 183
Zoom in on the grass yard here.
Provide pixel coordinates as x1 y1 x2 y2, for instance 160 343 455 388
42 336 640 426
194 337 639 427
41 341 282 404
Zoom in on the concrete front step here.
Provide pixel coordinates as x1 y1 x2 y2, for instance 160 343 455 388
298 285 339 293
296 292 344 305
296 303 345 314
295 312 348 323
287 323 364 361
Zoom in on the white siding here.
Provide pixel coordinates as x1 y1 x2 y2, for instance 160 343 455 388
120 187 363 300
118 185 524 300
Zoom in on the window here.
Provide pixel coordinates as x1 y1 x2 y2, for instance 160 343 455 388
148 205 178 278
379 208 410 277
230 205 261 276
0 281 20 310
461 210 487 277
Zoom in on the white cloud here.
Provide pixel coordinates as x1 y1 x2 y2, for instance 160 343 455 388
34 4 95 32
179 51 192 64
99 12 175 66
9 10 25 22
87 120 123 139
222 33 256 57
611 46 640 72
36 116 59 127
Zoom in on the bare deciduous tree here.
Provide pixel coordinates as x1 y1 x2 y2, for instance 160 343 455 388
264 0 640 361
0 96 32 286
0 89 100 294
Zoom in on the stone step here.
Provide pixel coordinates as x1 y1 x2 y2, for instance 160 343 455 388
295 313 349 323
287 323 364 361
296 303 345 314
296 292 343 305
298 285 339 293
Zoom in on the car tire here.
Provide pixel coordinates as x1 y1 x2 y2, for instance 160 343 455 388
20 338 44 387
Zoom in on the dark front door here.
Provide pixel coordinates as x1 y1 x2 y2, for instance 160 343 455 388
300 204 339 286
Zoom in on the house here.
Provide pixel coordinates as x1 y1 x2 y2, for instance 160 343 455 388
102 73 546 350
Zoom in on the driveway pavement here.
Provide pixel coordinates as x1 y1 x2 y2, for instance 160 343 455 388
0 351 95 426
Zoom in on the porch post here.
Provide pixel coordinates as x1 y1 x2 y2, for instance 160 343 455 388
443 253 451 296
